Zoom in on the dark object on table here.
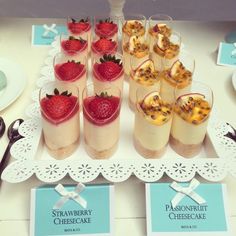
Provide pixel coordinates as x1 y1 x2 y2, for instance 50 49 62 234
224 122 236 142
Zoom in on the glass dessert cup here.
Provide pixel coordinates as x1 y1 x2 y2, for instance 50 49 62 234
83 83 122 159
123 35 149 77
134 90 173 158
160 51 195 104
121 13 146 45
147 14 173 53
60 34 88 62
92 53 124 94
53 51 87 107
67 15 92 51
151 32 181 71
94 15 119 42
91 37 118 63
39 81 80 160
170 81 213 158
129 58 161 111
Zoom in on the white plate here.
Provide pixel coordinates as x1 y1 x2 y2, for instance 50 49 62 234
232 70 236 91
0 58 27 111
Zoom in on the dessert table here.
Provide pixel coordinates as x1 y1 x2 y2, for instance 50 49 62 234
0 18 236 235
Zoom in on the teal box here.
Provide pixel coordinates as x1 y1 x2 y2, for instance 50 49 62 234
146 182 232 236
30 183 114 236
217 42 236 67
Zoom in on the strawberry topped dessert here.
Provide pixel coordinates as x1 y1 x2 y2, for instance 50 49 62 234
61 36 88 61
53 52 87 106
91 38 118 61
40 85 80 159
93 54 124 93
83 87 121 159
94 18 118 41
67 17 92 51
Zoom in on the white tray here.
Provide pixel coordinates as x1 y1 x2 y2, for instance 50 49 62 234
1 38 236 184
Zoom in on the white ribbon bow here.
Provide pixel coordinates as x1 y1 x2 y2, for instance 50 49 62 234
170 178 206 208
43 24 58 37
231 43 236 56
53 183 87 209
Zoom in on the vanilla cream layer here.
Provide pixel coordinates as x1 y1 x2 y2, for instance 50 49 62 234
134 110 172 150
151 51 179 72
92 74 124 95
70 29 92 53
171 114 209 145
160 79 191 104
61 47 88 63
129 77 161 108
42 111 80 150
123 51 149 75
84 116 120 151
94 32 118 43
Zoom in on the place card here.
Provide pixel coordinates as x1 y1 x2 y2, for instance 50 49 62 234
217 42 236 67
32 24 68 46
146 179 232 236
30 183 114 236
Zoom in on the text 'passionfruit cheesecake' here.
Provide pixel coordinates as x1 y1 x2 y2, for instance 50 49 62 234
152 33 180 71
148 23 172 52
123 36 149 76
129 59 161 110
134 92 172 158
170 93 211 157
160 60 192 103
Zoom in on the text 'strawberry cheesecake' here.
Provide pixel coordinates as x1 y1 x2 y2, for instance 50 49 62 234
67 17 91 50
54 60 87 106
123 36 149 76
160 60 193 103
122 20 146 44
61 36 88 61
129 59 161 110
40 87 80 159
148 23 172 53
93 54 124 94
91 38 118 62
134 91 172 158
170 93 212 157
94 18 118 41
152 33 180 71
83 90 121 159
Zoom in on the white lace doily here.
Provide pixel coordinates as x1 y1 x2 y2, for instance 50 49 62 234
1 37 236 183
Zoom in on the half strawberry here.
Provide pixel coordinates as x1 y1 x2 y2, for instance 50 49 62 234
91 38 118 55
95 18 118 38
61 36 87 54
67 17 91 34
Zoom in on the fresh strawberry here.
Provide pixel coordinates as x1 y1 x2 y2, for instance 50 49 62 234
83 92 120 125
93 54 123 81
61 36 87 52
55 60 85 81
95 18 118 38
92 38 117 53
41 89 79 124
68 18 91 34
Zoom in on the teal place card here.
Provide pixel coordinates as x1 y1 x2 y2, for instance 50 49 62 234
146 180 232 236
32 24 68 46
217 42 236 67
30 183 114 236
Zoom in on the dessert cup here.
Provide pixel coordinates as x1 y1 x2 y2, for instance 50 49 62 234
121 14 146 45
123 35 149 77
91 37 118 62
134 90 173 158
67 16 92 52
53 51 87 106
160 51 195 104
83 84 122 159
129 59 161 111
94 15 119 41
151 32 181 71
170 81 213 158
92 53 124 94
39 81 80 159
147 14 172 53
60 34 88 62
